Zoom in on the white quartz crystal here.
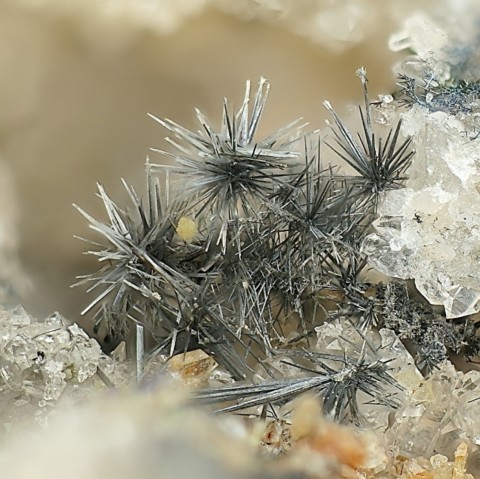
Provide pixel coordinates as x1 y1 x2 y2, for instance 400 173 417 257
361 3 480 317
387 360 480 461
363 11 480 318
364 102 480 317
363 83 480 319
0 306 122 436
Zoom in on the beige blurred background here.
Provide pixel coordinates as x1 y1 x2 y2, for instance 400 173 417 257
0 0 434 329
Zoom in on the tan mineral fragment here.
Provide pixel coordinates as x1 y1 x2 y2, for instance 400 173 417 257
166 349 218 386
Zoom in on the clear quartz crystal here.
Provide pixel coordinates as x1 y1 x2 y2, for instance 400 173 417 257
378 328 423 394
363 104 480 318
387 360 480 460
362 4 480 318
0 306 121 436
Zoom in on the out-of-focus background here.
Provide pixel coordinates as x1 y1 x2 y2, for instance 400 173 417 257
0 0 433 329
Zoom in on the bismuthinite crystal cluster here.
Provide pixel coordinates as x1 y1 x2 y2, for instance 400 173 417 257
2 2 480 479
363 5 480 318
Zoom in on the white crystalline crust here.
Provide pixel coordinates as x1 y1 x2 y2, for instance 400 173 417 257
388 359 480 462
0 306 120 435
363 6 480 318
314 322 480 465
363 106 480 318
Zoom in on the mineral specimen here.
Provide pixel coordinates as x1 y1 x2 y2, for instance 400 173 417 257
0 306 120 436
2 2 480 479
363 7 480 318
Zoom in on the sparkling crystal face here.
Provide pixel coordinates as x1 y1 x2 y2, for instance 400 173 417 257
363 104 480 318
0 306 119 434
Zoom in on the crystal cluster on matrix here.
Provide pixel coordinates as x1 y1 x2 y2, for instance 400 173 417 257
3 2 480 479
0 306 119 434
363 4 480 318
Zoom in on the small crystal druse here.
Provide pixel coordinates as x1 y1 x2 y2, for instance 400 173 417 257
364 11 480 318
76 71 467 422
0 306 119 434
73 13 480 474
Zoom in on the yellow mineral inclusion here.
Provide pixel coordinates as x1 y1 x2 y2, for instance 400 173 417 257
176 216 197 243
